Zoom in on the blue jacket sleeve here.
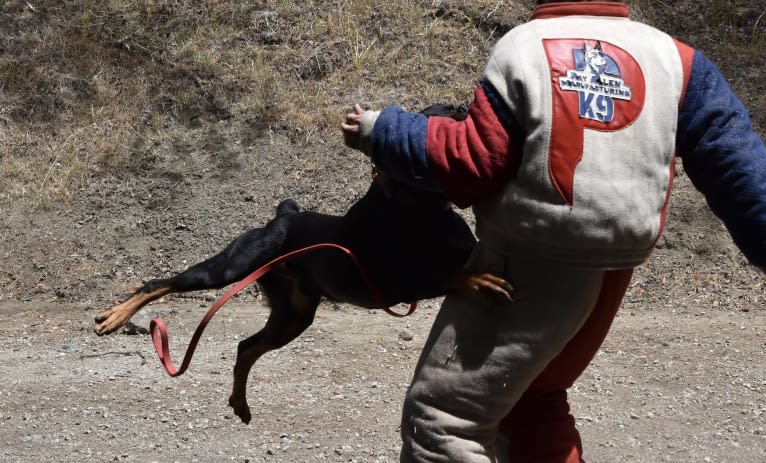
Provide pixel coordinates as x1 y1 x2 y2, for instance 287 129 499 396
677 50 766 266
367 83 522 207
368 107 440 191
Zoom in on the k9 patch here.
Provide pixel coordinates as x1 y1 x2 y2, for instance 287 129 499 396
542 38 646 205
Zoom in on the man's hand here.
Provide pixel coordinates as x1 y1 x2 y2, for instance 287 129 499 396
341 104 366 151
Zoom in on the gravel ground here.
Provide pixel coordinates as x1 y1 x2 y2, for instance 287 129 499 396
0 295 764 462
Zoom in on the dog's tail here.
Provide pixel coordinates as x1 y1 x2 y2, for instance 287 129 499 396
163 203 303 293
276 198 300 216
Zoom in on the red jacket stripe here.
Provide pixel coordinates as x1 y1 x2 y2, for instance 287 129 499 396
426 85 519 208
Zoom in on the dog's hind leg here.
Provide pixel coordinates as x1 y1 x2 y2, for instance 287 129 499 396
95 216 292 335
228 271 320 424
93 279 174 336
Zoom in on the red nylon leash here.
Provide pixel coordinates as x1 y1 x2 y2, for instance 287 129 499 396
150 242 416 377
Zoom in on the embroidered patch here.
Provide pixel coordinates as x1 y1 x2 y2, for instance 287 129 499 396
558 41 632 123
543 38 646 205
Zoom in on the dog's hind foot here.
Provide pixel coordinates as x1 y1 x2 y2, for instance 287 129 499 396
94 284 172 335
94 300 143 336
228 394 252 424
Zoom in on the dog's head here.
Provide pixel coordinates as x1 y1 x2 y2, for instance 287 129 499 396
373 102 469 208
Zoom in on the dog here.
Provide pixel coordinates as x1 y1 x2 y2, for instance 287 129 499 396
582 40 609 83
94 103 513 424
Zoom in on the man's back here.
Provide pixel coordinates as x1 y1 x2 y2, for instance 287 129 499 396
475 2 692 268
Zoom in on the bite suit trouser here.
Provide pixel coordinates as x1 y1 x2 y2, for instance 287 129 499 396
399 243 633 462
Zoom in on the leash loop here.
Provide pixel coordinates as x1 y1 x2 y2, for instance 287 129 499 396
150 243 416 377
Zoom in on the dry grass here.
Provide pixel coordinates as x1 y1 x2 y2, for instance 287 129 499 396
0 0 510 207
0 0 763 208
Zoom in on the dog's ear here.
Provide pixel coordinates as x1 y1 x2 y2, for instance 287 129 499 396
454 101 469 121
594 41 603 53
420 103 457 118
419 102 469 121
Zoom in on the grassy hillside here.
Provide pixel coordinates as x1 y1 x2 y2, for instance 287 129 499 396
1 0 764 208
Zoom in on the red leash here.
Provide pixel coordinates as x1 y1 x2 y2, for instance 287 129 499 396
150 243 416 377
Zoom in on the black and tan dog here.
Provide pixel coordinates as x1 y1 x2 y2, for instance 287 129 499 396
94 104 512 424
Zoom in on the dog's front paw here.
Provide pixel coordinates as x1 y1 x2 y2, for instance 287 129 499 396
228 394 252 424
465 273 514 303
